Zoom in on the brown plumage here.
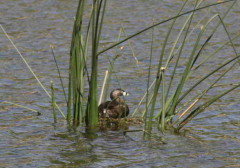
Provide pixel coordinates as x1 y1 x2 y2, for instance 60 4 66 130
98 89 129 118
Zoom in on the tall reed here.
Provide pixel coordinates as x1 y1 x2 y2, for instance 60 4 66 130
67 0 108 127
68 0 86 125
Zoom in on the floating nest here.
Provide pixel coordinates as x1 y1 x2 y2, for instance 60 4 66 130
98 117 144 131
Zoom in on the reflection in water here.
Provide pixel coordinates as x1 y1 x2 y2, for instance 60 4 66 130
1 0 240 167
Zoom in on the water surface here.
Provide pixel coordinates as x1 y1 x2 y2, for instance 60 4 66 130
1 0 240 167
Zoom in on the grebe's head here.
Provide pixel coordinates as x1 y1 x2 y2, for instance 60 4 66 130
110 88 129 100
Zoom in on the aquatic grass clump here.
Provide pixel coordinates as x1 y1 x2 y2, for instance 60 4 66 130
130 0 240 133
67 0 108 127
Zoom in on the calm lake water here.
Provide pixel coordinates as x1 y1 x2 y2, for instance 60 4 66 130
1 0 240 167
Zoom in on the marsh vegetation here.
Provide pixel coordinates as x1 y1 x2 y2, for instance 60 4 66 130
1 0 240 134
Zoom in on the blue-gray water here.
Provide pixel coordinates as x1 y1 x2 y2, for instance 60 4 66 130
1 0 240 167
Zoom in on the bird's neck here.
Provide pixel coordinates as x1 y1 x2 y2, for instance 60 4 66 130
112 97 125 103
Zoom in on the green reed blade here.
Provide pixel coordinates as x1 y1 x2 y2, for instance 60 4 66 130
191 34 213 69
50 46 68 105
51 81 57 123
217 14 238 58
86 0 108 127
144 27 155 131
160 68 166 132
97 0 108 45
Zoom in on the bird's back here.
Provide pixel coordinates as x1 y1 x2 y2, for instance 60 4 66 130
98 101 129 118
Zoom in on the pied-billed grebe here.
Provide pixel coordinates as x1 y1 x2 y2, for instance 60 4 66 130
98 89 129 118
